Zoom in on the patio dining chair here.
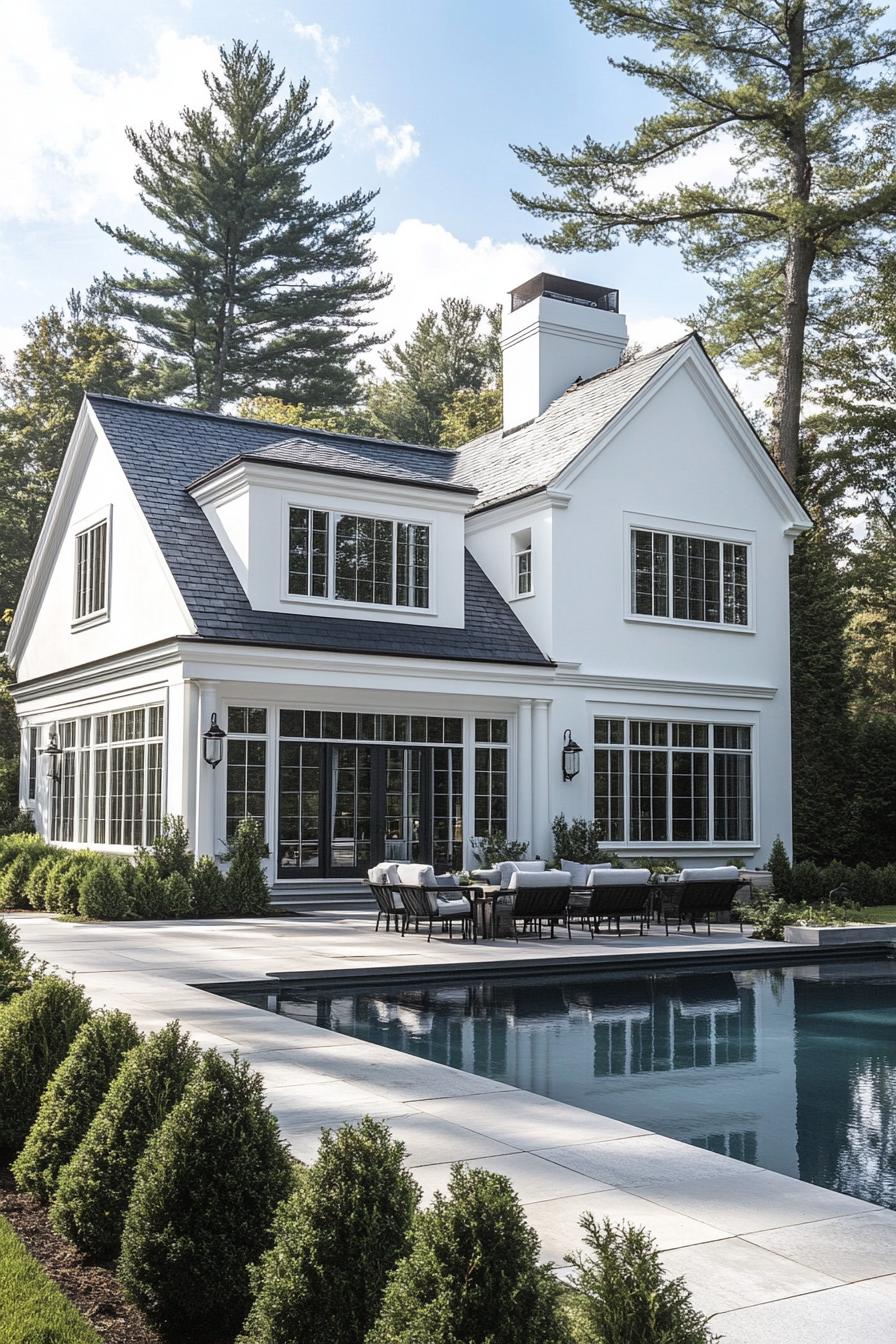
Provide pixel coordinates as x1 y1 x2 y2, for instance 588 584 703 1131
368 882 404 933
399 884 474 943
662 867 747 935
499 872 572 941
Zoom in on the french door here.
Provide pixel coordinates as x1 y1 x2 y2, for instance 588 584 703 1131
276 742 462 879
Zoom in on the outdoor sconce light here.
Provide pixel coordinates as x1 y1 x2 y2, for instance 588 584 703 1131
41 730 62 783
561 729 582 782
203 713 226 769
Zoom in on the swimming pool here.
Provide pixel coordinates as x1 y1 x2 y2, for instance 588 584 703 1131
236 955 896 1210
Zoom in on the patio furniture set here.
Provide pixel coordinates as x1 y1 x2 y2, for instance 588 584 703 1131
367 861 748 944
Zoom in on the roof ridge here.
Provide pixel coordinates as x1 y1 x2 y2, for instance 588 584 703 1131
85 391 456 457
561 331 695 396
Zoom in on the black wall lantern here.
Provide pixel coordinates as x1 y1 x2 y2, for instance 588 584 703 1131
561 729 582 781
41 730 62 784
203 713 226 769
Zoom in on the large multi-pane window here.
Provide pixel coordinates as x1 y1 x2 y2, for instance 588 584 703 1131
26 726 40 801
51 704 164 848
631 528 749 627
594 717 753 844
73 518 109 622
226 707 267 841
473 718 509 837
286 506 430 609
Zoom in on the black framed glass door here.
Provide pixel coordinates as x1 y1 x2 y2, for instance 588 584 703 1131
277 742 462 879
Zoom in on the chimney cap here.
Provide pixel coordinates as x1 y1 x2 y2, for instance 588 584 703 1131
510 273 619 314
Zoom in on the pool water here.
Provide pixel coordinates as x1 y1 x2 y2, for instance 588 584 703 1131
242 956 896 1210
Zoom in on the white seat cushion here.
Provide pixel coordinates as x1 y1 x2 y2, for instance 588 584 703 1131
507 870 571 889
395 863 438 887
436 874 459 888
587 868 651 886
679 866 741 883
436 897 471 916
497 859 545 888
563 860 614 885
471 868 500 885
367 863 400 885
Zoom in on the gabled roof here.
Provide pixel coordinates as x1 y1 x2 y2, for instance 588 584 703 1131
457 338 689 510
86 394 549 667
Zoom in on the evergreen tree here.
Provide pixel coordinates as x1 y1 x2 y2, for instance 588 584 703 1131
512 0 896 483
439 385 502 449
367 299 500 445
99 40 390 414
790 452 854 863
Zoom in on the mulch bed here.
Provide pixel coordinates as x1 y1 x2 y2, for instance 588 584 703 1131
0 1164 162 1344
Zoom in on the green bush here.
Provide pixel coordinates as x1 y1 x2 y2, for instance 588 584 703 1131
0 832 46 872
130 855 166 919
367 1164 570 1344
0 806 37 837
0 976 91 1153
240 1117 419 1344
139 814 194 881
24 853 59 910
819 859 853 899
740 893 856 941
0 845 49 909
78 859 134 921
876 864 896 905
550 815 615 866
471 832 531 867
224 818 271 916
52 1021 200 1260
45 853 97 916
161 871 194 918
791 860 827 906
191 855 228 917
565 1215 719 1344
767 837 792 899
118 1050 293 1340
12 1010 140 1203
0 914 40 1004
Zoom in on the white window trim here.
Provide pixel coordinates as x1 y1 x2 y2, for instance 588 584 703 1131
71 505 112 630
510 528 534 601
279 498 437 615
622 511 756 635
593 713 758 850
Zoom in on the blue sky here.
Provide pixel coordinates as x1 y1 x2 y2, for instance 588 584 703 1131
1 0 708 370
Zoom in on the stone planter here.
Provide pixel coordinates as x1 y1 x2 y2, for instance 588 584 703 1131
783 923 896 947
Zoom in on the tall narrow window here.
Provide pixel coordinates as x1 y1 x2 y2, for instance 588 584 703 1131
287 507 328 597
631 530 668 616
512 529 533 597
226 707 267 841
74 518 108 622
474 718 509 837
26 726 40 801
76 718 91 843
713 725 753 841
593 719 624 842
396 523 430 608
51 721 77 842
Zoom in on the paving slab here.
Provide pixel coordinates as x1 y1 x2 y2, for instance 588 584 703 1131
409 1151 614 1208
713 1283 896 1343
530 1187 729 1264
660 1237 841 1317
414 1089 646 1149
376 1113 520 1167
745 1209 896 1282
534 1133 759 1188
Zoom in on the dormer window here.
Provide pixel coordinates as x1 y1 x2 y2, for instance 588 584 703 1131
286 506 430 610
73 511 110 625
512 528 533 597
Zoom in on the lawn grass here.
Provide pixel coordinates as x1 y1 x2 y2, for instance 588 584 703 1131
855 905 896 924
0 1213 102 1344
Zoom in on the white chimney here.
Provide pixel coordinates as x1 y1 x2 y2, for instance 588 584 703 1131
501 274 629 431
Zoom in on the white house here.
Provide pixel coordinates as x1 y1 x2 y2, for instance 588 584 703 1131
6 274 811 890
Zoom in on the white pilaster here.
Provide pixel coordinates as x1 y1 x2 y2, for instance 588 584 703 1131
516 699 533 853
532 698 551 859
194 681 219 859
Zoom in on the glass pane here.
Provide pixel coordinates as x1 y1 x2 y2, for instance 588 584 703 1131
632 530 668 617
278 742 321 875
329 746 373 869
280 709 304 738
432 746 464 869
671 751 709 841
723 543 749 625
629 749 668 841
714 752 753 841
383 747 424 864
594 747 624 843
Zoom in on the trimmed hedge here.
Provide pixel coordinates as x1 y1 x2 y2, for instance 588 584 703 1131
161 872 193 918
45 854 98 916
192 855 228 917
52 1021 200 1260
0 977 91 1153
12 1010 140 1203
0 837 51 909
118 1051 293 1340
0 915 35 1004
367 1164 571 1344
24 853 59 910
224 818 271 916
78 860 133 921
240 1117 419 1344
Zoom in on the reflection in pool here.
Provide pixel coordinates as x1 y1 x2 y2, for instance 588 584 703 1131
238 957 896 1209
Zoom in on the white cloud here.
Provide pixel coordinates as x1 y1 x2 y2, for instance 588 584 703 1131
627 314 690 352
291 18 342 72
0 324 23 368
318 90 420 175
0 2 217 223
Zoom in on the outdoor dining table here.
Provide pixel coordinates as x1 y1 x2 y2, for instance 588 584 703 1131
464 885 504 940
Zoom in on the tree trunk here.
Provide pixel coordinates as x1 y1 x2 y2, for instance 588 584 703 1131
773 0 814 487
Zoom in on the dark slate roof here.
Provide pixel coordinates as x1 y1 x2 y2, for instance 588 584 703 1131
456 337 689 511
192 431 477 495
87 394 549 667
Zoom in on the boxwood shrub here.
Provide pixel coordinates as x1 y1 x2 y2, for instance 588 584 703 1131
367 1164 570 1344
160 872 193 918
224 818 271 916
44 853 98 916
52 1021 200 1260
130 856 166 919
12 1009 140 1203
0 976 91 1153
240 1117 419 1344
118 1050 293 1340
24 853 60 910
0 845 49 909
0 914 38 1004
78 859 134 921
191 855 228 918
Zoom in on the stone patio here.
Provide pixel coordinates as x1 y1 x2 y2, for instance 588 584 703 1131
9 907 896 1343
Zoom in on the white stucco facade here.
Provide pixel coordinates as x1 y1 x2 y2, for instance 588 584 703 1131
7 275 811 886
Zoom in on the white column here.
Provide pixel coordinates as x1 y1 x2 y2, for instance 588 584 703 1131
194 681 219 859
532 698 551 859
516 699 533 853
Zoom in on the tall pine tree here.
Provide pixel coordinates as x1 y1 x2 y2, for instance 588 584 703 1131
512 0 896 484
100 41 390 414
